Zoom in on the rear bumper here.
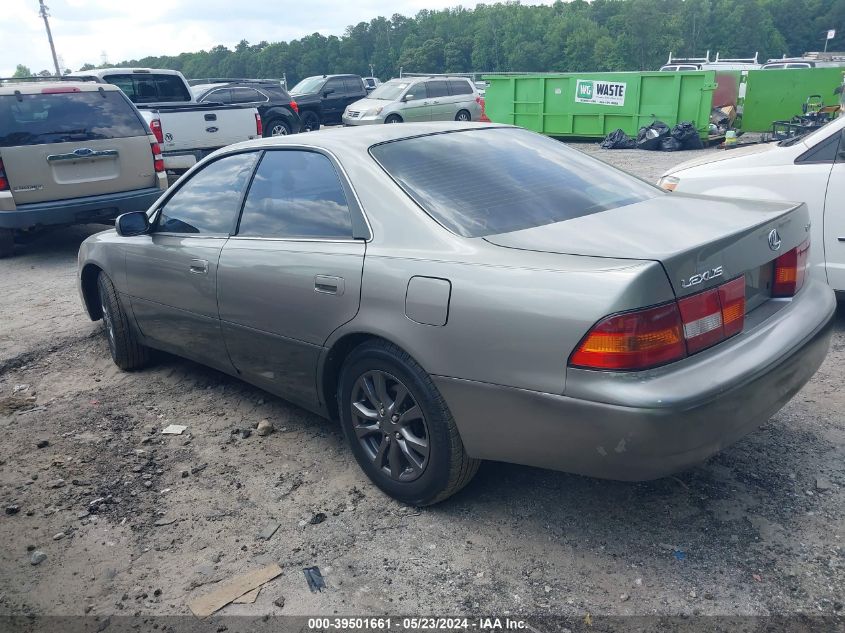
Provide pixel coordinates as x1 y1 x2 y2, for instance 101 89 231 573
435 279 836 480
0 186 165 230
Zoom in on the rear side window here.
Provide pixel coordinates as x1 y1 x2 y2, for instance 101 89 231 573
231 87 265 103
425 81 449 98
448 80 473 96
105 74 191 103
237 151 353 239
157 152 259 234
0 91 147 147
370 128 659 238
203 88 231 103
344 78 363 93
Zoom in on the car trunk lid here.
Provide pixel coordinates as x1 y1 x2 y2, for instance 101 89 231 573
483 193 810 301
2 137 155 204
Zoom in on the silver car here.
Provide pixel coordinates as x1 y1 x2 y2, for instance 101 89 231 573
77 123 835 505
342 77 482 125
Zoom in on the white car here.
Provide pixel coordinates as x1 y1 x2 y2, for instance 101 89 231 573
658 117 845 294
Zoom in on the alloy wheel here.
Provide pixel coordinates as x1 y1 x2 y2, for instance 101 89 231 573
270 123 288 136
350 370 430 482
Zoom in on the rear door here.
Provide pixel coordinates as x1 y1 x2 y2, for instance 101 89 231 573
0 89 155 204
217 149 367 408
427 80 453 121
823 131 845 289
124 151 259 371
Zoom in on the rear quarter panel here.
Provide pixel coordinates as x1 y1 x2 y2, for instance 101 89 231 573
333 246 674 395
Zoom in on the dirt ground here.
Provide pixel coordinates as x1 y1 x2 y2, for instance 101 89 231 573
0 142 842 628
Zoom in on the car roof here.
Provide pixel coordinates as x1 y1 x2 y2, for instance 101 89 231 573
0 81 121 95
222 122 509 155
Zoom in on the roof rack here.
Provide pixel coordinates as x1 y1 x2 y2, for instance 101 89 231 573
665 52 759 65
0 75 98 83
665 51 711 65
714 52 759 64
186 77 284 86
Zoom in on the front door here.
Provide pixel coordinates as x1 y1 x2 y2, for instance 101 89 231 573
321 78 348 124
823 131 845 289
217 149 366 408
124 151 259 371
400 83 430 122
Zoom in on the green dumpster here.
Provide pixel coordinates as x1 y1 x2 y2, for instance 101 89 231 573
738 68 845 132
482 71 716 139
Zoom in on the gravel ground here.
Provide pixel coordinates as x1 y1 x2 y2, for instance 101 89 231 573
0 142 842 628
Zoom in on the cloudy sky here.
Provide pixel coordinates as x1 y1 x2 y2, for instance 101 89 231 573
2 0 551 76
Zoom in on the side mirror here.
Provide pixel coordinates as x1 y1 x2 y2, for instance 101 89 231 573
323 88 335 97
116 211 150 237
402 94 413 102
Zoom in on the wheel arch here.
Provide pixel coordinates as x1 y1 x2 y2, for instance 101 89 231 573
80 263 104 321
319 331 418 422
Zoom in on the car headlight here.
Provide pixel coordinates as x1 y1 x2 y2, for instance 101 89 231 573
657 175 680 192
366 106 384 117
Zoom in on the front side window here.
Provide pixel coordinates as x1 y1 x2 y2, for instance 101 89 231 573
370 127 659 238
324 78 345 95
405 83 428 101
237 151 353 239
157 152 259 234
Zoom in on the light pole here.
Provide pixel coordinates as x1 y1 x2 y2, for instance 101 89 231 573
38 0 61 76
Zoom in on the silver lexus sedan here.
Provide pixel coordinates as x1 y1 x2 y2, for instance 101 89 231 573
77 123 836 505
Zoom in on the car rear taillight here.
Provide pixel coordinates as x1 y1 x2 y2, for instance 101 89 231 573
290 100 299 114
571 275 747 371
677 276 746 354
150 143 164 173
0 159 8 191
255 113 263 136
478 96 491 123
149 118 164 144
569 303 686 370
772 239 810 297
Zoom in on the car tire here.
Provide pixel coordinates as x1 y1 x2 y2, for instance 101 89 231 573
264 119 291 137
455 109 471 122
300 111 321 132
0 229 13 258
384 114 403 124
338 339 480 505
97 271 150 371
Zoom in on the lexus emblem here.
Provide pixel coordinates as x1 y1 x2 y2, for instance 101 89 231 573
768 229 782 251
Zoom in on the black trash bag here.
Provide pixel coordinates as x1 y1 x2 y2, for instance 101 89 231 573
671 121 704 150
636 120 670 150
660 136 684 152
600 129 636 149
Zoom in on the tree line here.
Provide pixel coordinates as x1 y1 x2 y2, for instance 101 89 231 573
14 0 845 85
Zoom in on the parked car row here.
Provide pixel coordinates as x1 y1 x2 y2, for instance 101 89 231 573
1 68 487 256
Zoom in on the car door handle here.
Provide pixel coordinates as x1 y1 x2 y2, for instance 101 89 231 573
189 259 209 274
315 275 344 295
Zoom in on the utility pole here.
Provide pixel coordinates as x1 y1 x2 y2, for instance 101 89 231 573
38 0 61 76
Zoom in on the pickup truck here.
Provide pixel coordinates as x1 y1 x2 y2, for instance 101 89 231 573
657 115 845 295
68 68 261 171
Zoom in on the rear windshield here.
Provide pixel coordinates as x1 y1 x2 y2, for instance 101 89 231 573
370 127 659 237
104 73 191 103
0 91 148 147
